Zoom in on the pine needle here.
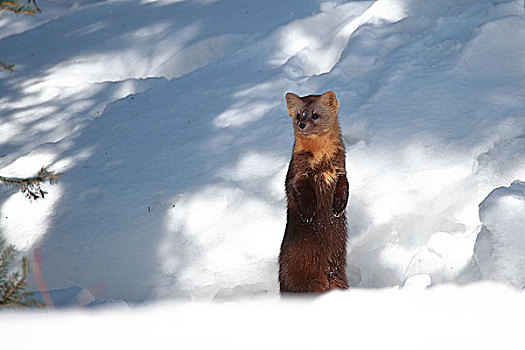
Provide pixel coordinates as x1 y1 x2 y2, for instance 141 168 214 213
0 239 43 309
0 61 15 73
0 167 62 200
0 0 40 14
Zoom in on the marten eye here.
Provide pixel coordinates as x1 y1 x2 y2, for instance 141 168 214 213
312 113 319 120
296 113 301 120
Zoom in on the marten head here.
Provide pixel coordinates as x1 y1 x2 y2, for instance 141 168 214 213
285 91 339 138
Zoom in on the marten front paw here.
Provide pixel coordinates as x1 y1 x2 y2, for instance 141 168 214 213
301 213 315 224
332 198 346 218
298 201 316 224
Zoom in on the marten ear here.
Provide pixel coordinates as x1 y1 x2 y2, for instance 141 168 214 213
285 93 302 117
320 91 339 113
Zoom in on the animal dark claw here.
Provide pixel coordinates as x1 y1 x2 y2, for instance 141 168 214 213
332 210 344 218
300 212 315 224
297 198 316 224
332 198 346 218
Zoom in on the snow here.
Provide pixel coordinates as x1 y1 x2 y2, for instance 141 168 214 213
476 181 525 288
1 282 524 349
1 0 525 345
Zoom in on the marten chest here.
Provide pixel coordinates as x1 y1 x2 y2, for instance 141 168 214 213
293 150 339 183
308 161 338 190
291 152 339 215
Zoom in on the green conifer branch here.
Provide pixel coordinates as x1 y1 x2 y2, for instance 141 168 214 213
0 239 42 309
0 167 62 200
0 61 14 73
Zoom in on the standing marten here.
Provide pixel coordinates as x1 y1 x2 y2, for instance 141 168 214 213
279 91 349 293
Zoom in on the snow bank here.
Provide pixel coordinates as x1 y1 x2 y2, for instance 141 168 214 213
1 283 524 350
476 181 525 288
1 0 525 304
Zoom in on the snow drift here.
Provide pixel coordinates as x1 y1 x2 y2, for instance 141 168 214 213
476 181 525 288
2 282 524 350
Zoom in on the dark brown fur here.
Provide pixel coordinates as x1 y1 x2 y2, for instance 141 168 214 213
279 91 349 294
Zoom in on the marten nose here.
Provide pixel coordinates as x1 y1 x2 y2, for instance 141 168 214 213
298 122 306 129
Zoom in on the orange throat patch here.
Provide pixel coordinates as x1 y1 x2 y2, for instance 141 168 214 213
294 131 341 167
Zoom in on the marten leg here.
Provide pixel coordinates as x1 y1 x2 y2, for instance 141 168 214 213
328 240 349 290
292 176 317 223
297 278 330 293
281 275 329 293
328 263 349 290
332 174 349 217
328 268 349 290
280 239 330 293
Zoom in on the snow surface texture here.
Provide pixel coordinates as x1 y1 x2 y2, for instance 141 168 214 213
1 283 524 350
476 181 525 288
1 0 525 304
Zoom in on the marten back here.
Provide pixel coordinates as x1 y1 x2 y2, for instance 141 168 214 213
279 91 349 294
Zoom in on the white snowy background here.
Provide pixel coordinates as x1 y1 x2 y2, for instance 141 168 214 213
1 0 525 348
